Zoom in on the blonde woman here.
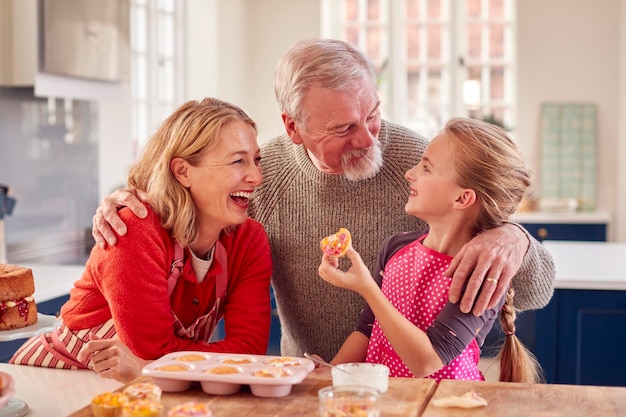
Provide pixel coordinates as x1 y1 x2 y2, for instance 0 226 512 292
11 98 272 382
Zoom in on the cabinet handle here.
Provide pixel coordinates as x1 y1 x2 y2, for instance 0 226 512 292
538 228 549 239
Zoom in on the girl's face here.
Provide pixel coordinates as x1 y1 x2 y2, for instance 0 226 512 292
184 120 262 232
404 132 465 221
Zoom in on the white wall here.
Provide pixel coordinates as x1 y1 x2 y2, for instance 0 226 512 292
97 85 134 199
185 0 321 143
516 0 622 240
618 0 626 243
117 0 626 241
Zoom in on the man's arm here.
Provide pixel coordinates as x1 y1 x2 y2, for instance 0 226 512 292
92 188 148 248
447 223 555 315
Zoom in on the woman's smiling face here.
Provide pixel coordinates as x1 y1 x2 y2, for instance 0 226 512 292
184 119 262 231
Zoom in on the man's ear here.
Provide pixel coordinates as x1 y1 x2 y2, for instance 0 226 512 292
282 113 303 145
454 189 477 209
170 157 191 188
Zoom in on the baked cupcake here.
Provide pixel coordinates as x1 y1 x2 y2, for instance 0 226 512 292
123 382 162 402
176 354 207 362
91 392 130 417
167 402 212 417
155 364 190 372
219 356 253 364
252 368 290 378
122 400 164 417
204 366 240 375
265 356 301 366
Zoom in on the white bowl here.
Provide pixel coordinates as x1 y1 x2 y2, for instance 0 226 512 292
331 363 389 393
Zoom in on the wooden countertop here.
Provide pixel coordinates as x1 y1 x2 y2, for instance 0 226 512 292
68 370 437 417
423 379 626 417
68 371 626 417
2 361 625 417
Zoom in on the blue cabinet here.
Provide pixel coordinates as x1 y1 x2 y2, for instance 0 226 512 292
0 294 70 363
482 218 618 385
535 289 626 386
521 222 606 242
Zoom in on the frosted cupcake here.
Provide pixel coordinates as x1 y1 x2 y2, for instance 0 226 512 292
122 400 163 417
265 356 301 366
90 392 130 417
123 382 162 402
167 402 212 417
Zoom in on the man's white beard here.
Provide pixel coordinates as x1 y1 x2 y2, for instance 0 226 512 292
341 142 383 181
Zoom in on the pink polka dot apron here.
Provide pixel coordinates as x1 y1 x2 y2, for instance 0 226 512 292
366 234 483 382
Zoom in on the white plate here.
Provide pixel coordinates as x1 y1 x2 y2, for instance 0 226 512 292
0 314 60 341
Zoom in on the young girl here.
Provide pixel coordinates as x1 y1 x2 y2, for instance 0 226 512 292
318 117 542 383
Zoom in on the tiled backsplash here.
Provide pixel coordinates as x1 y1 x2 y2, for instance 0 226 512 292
0 87 98 265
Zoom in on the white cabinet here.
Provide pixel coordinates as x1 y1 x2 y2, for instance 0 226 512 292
0 0 36 86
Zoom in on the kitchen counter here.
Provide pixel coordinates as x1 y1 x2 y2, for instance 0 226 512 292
23 263 84 302
1 362 624 417
543 240 626 290
0 363 121 416
511 210 611 224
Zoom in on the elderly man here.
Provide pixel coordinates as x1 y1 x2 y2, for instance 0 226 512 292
92 39 554 362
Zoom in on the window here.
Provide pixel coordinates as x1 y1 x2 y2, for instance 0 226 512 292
130 0 185 153
322 0 516 138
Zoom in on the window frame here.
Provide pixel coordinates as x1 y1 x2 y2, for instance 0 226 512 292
321 0 516 138
129 0 185 153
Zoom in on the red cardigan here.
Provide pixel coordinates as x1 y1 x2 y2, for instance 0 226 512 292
60 205 272 359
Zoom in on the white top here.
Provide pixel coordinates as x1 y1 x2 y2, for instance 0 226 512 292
0 363 121 416
543 240 626 291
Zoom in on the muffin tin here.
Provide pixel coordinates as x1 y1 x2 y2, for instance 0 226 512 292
142 351 314 398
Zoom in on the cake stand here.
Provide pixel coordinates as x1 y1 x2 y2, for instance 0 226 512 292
0 313 61 417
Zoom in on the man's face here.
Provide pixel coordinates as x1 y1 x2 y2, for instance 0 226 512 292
283 78 383 181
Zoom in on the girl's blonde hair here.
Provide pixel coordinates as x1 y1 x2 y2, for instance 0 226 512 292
444 117 531 235
127 97 257 247
444 117 542 383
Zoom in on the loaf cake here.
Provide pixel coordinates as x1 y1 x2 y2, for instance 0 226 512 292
0 264 38 330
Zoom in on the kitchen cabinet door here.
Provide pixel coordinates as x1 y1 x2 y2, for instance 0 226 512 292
556 289 626 386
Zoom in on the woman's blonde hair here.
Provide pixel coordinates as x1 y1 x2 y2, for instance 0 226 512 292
127 97 257 247
444 118 542 383
274 38 376 127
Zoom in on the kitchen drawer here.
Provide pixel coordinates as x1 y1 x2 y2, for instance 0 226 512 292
521 223 606 242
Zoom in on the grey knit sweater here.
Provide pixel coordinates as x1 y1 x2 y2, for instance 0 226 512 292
250 120 555 361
